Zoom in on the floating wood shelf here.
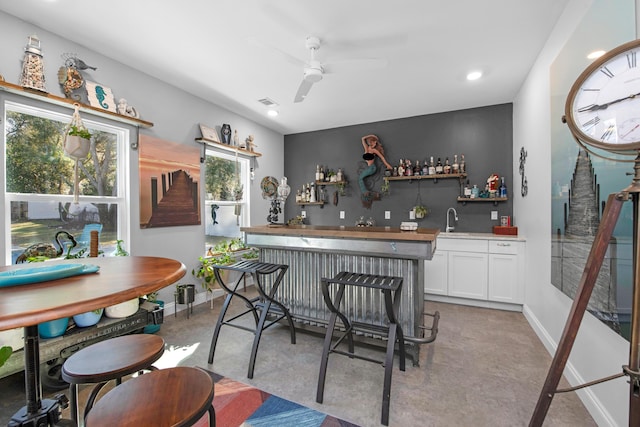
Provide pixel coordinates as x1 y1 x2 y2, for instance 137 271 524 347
296 201 324 207
315 180 347 186
195 138 262 157
385 173 466 183
0 80 154 128
457 197 508 206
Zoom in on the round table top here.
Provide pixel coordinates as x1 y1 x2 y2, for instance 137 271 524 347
0 256 185 331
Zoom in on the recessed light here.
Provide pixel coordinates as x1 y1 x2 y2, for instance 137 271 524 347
466 71 482 81
587 50 606 60
267 110 279 117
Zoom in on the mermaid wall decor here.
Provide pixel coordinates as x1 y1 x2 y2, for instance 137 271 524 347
358 134 392 208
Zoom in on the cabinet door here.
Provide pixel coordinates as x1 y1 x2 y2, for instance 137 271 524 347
448 251 488 300
424 251 448 295
488 253 520 303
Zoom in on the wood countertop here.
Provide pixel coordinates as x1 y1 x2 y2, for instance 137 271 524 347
241 225 439 242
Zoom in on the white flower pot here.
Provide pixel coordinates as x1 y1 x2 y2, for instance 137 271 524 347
105 298 139 318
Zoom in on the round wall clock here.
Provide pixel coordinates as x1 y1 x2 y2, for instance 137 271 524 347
564 38 640 152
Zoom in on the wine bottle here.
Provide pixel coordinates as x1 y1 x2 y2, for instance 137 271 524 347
443 157 451 174
435 157 443 174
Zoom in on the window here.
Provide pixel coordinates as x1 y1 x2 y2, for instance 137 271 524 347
3 101 129 264
203 149 250 253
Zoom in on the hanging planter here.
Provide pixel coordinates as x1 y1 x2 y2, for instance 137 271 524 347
414 181 429 219
63 104 92 205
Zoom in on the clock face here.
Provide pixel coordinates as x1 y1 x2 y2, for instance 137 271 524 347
565 39 640 151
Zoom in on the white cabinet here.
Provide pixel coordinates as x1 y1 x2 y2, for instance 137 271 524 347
448 251 488 300
425 236 524 309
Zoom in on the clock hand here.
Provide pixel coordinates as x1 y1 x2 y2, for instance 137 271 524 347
578 91 640 112
621 123 640 139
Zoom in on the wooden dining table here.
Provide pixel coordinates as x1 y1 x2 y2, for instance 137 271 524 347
0 256 186 427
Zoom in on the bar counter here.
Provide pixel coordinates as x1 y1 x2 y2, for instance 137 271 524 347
241 225 439 363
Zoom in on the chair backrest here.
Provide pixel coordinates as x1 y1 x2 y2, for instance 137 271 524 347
77 223 103 247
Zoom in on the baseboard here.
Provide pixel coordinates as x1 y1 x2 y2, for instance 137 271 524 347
522 304 619 427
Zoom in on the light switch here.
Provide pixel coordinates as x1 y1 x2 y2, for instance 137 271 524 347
340 211 345 219
301 210 306 218
385 211 391 219
491 211 498 220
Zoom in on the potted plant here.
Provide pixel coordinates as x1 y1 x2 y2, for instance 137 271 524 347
64 124 92 159
414 205 429 219
0 346 11 368
193 252 235 309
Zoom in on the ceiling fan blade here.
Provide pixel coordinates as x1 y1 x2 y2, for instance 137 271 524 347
323 58 388 74
246 36 305 67
294 79 314 103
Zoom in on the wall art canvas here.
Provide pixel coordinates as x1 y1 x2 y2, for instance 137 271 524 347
549 1 634 340
85 81 117 112
139 135 201 228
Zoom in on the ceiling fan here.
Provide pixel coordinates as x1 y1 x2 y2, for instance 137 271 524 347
294 36 324 103
292 35 388 103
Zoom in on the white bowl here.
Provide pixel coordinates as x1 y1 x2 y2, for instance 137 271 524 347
0 328 24 350
105 298 139 318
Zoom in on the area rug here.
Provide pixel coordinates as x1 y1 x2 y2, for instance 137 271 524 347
195 369 360 427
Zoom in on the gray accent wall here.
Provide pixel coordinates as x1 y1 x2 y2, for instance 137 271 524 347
284 103 513 233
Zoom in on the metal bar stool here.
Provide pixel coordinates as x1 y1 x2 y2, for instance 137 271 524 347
207 260 296 379
61 334 165 426
316 271 405 426
84 366 215 427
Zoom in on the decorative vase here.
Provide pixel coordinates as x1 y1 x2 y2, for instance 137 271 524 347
64 135 90 159
73 308 103 327
221 124 232 144
38 317 69 339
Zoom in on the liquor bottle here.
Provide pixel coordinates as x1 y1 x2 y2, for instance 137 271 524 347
295 189 301 203
319 166 325 182
336 168 343 182
315 165 321 181
397 159 405 176
443 157 451 174
405 159 413 176
414 160 421 176
310 182 317 202
428 156 436 175
435 157 443 174
464 180 472 197
422 159 429 176
452 154 459 174
460 154 466 173
499 177 507 198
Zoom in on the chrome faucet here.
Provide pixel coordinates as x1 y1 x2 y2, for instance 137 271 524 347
446 207 458 232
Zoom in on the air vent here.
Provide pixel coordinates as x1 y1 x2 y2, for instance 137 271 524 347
257 97 278 107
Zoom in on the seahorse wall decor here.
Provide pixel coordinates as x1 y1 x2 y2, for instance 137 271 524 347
85 80 117 112
358 134 392 208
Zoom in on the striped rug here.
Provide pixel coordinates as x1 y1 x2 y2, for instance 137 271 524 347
195 370 359 427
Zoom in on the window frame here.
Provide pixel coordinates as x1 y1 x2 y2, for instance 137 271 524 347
2 99 131 264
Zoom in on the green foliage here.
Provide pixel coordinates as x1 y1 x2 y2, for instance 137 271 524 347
415 205 428 217
68 125 92 139
242 248 259 259
204 155 242 201
0 346 12 368
192 254 235 291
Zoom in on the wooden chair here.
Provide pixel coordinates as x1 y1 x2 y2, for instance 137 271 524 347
61 334 165 425
85 367 215 427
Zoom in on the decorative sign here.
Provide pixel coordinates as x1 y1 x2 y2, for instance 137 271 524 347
85 81 116 112
199 124 220 143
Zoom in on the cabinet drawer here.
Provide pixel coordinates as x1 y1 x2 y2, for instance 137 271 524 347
489 240 519 255
437 238 488 253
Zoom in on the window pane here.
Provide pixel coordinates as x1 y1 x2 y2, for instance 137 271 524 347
204 156 244 202
5 110 118 197
11 200 119 263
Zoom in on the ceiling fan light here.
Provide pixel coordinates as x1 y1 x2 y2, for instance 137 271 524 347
466 71 482 81
267 110 279 117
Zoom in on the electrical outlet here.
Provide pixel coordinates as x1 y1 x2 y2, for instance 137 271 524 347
301 210 306 218
385 211 391 220
491 211 498 220
409 210 416 220
340 211 345 219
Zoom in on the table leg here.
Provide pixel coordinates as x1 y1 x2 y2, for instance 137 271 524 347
8 325 70 427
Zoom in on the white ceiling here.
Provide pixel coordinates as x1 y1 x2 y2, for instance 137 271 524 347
0 0 569 135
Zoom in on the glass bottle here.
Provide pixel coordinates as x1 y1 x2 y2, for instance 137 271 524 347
460 154 466 173
443 157 451 174
464 180 472 197
405 159 413 176
315 164 321 181
428 156 436 175
452 154 459 174
319 166 325 182
499 177 507 198
422 159 429 176
397 159 405 176
414 160 421 176
435 157 443 174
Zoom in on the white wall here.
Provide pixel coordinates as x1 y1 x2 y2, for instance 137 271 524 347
514 0 630 425
0 11 285 303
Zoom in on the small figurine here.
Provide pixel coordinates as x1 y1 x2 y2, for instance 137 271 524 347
487 173 500 193
117 98 140 118
245 135 257 152
233 129 239 146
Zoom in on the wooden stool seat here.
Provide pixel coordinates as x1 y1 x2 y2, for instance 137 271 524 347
85 367 215 427
62 334 166 424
